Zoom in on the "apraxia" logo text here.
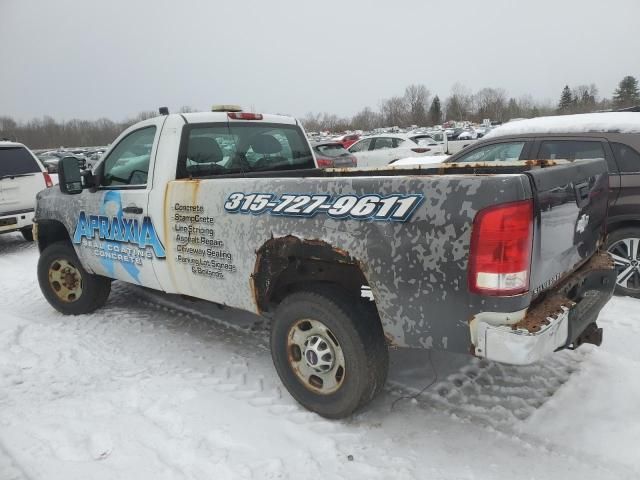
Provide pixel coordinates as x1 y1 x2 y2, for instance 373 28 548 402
72 212 166 258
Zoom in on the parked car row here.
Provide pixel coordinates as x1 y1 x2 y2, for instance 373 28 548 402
36 146 107 173
307 121 492 168
347 133 445 167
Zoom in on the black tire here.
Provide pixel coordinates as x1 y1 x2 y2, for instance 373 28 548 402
270 284 388 419
37 241 112 314
21 227 34 242
607 227 640 298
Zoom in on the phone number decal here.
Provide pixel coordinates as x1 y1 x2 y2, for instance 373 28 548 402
223 193 424 221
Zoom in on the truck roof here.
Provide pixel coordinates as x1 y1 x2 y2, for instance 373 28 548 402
179 111 299 125
485 112 640 139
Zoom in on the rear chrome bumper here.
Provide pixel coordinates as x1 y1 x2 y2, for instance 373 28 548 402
0 210 34 233
472 252 616 365
476 307 569 365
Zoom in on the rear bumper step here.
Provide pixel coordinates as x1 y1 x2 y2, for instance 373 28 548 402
474 252 615 365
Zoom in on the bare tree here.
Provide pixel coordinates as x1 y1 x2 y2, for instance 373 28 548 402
444 83 472 121
379 96 409 127
403 84 430 126
351 107 380 131
474 88 507 122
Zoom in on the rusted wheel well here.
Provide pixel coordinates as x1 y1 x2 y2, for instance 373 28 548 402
252 236 370 313
36 220 71 252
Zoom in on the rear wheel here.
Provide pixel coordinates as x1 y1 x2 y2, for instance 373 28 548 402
37 241 112 314
607 227 640 298
270 285 388 418
21 227 34 242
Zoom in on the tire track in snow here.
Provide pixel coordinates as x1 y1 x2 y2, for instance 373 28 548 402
0 441 30 480
128 288 421 477
386 349 640 478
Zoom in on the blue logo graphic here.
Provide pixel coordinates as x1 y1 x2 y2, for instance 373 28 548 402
72 191 165 283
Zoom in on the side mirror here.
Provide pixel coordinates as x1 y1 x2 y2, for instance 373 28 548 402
58 156 83 194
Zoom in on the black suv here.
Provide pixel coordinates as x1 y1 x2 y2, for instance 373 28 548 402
445 112 640 298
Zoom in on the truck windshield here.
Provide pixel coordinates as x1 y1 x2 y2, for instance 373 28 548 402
178 123 314 178
0 147 42 177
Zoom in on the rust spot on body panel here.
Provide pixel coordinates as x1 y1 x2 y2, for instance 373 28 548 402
252 235 361 312
512 251 614 334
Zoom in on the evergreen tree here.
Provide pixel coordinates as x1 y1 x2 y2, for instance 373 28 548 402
557 85 573 114
613 75 640 109
580 89 596 112
428 96 442 125
507 98 520 119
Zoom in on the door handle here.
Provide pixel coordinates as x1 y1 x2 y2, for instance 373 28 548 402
122 206 143 214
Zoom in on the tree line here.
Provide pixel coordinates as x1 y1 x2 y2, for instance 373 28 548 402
302 75 639 132
0 110 161 150
1 76 638 149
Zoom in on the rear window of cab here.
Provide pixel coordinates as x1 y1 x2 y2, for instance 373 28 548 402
177 122 314 178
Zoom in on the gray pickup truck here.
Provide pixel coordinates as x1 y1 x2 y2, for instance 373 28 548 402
33 108 615 418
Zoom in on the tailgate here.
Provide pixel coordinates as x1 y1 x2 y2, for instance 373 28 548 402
1 146 45 214
0 174 43 213
526 158 609 297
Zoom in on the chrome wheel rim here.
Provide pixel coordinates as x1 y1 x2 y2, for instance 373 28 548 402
287 319 345 395
48 259 83 303
608 237 640 291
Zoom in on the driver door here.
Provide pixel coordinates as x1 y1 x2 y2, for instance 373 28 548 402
72 119 165 289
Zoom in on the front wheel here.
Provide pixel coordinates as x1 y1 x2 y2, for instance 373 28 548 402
37 241 112 314
607 227 640 298
270 285 388 419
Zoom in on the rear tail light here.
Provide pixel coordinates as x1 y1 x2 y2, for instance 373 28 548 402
350 155 357 167
316 158 333 168
227 112 263 120
468 199 533 296
43 172 53 188
411 147 430 153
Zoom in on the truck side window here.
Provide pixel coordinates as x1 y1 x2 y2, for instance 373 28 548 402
177 123 315 178
455 141 525 163
101 126 157 187
611 142 640 173
538 140 605 161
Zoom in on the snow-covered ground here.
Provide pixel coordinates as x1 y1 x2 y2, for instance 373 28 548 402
1 232 639 480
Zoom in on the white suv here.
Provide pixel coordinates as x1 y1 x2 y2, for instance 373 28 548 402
1 141 53 241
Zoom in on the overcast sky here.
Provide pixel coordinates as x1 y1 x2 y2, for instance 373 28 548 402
1 0 639 122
